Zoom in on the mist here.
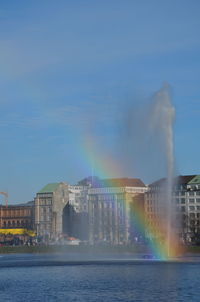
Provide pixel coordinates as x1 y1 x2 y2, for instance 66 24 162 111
118 84 176 184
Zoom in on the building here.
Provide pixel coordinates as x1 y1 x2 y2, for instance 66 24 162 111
68 185 89 213
62 184 89 240
144 175 200 243
181 175 200 242
88 178 147 245
0 201 34 230
35 182 69 239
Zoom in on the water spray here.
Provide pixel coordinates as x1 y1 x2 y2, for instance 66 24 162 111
150 83 175 257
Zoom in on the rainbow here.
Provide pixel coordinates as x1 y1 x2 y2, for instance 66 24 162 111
83 134 184 260
83 135 122 179
130 201 184 260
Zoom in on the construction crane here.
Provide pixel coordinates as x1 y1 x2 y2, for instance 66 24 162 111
0 192 8 207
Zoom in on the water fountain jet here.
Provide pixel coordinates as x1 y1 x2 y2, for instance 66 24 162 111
148 83 177 258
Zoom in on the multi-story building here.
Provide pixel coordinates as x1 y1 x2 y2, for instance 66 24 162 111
145 175 200 243
63 185 89 240
88 178 147 245
68 185 88 213
0 201 34 230
35 182 69 238
32 174 200 244
180 175 200 242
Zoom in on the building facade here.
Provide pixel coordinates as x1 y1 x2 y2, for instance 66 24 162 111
88 178 147 245
62 185 89 240
144 175 200 243
68 185 89 213
0 201 34 230
35 182 69 238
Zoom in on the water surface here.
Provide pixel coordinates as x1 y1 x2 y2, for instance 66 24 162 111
0 253 199 302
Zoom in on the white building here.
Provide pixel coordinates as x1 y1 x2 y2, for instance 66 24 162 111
88 178 147 245
68 185 88 213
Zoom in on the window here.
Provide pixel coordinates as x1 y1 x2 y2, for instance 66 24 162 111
181 206 185 212
181 198 185 204
189 206 195 211
189 192 194 196
189 199 194 203
190 220 195 226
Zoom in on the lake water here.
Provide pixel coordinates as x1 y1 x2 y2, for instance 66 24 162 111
0 253 200 301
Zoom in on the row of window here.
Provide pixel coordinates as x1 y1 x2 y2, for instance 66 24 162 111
2 220 30 228
174 191 200 196
188 206 200 211
92 202 124 210
146 198 200 206
179 206 200 212
146 205 200 213
147 191 200 198
2 210 31 217
40 207 51 214
176 198 200 203
40 215 51 221
38 199 52 206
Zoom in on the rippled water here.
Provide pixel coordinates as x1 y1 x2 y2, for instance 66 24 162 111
0 254 199 301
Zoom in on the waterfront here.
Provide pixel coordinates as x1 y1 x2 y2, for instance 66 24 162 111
0 254 200 301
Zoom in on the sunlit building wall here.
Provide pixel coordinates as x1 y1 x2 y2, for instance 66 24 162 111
0 201 34 230
35 182 69 238
88 178 147 245
145 175 200 243
68 185 89 213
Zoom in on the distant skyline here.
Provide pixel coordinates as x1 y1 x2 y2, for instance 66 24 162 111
0 0 200 203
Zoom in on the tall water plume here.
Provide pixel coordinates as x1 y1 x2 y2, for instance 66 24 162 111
120 83 176 257
150 83 175 257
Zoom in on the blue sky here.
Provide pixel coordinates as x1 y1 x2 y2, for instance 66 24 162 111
0 0 199 203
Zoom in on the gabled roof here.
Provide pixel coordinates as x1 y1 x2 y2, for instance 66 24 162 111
38 183 60 194
188 175 200 185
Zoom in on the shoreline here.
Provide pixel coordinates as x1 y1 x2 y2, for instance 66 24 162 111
0 245 200 255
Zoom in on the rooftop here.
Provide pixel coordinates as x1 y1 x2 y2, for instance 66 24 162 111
38 183 60 194
175 175 196 185
149 175 197 187
93 178 146 188
188 175 200 185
